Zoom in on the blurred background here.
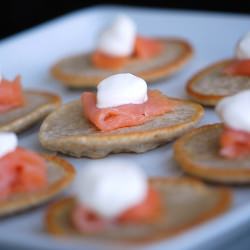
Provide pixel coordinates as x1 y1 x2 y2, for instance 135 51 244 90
1 0 250 39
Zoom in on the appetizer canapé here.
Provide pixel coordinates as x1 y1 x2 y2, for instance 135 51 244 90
39 73 203 158
174 90 250 184
46 159 231 242
0 75 61 133
186 32 250 106
0 132 75 216
51 15 193 88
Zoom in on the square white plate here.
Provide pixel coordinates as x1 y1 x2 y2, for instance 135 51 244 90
1 5 250 250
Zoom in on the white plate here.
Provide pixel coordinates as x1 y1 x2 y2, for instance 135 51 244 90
0 5 250 250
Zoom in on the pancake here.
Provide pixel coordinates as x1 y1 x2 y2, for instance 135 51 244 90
0 90 61 133
45 177 231 243
0 154 75 216
174 124 250 184
51 38 193 88
39 98 204 158
186 59 250 106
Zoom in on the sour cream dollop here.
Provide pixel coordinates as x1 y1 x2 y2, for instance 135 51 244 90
0 132 18 158
72 159 148 219
97 15 137 57
97 73 148 108
216 90 250 133
235 32 250 59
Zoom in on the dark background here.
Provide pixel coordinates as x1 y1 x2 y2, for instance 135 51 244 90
1 0 250 40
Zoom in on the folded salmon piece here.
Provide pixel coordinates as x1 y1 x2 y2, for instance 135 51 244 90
0 76 25 113
92 51 129 70
220 126 250 159
71 204 111 233
0 148 47 199
92 36 164 70
81 90 177 131
223 59 250 77
134 36 164 59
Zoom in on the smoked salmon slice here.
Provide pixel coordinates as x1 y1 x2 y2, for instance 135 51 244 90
220 126 250 158
71 187 161 233
134 36 163 60
118 187 161 223
0 76 24 113
92 36 163 70
92 51 128 70
224 59 250 77
81 90 176 131
71 205 111 233
0 147 47 199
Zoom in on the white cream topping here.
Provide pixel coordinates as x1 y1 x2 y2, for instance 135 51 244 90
97 73 148 108
235 32 250 59
72 159 148 219
97 15 137 57
0 132 18 158
216 90 250 133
